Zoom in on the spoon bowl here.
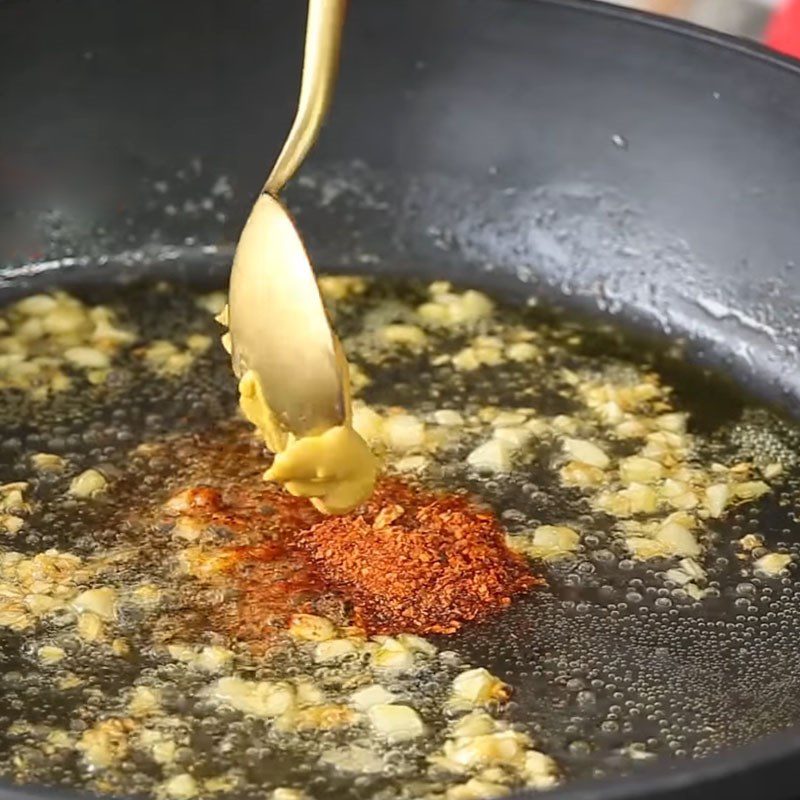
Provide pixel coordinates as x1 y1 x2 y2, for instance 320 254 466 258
227 192 347 438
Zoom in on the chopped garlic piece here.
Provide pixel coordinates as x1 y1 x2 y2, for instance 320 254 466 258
563 438 609 469
655 522 701 557
754 552 792 575
397 633 438 655
348 362 370 394
194 645 234 673
626 537 669 560
605 483 658 516
0 482 28 513
493 426 532 448
37 645 66 664
196 291 227 315
380 324 428 348
207 677 295 718
318 275 367 301
25 594 63 616
523 750 560 788
290 704 356 731
77 611 104 642
704 484 730 518
506 342 539 362
383 414 426 452
451 712 501 738
395 455 428 473
734 481 770 501
372 637 415 670
321 744 385 774
442 730 531 771
351 404 384 445
451 668 510 706
350 684 396 710
16 294 58 316
665 567 693 586
616 420 649 438
0 605 32 631
167 643 196 662
619 456 664 484
289 614 336 642
64 346 110 369
418 287 494 326
163 774 199 800
655 412 687 433
467 439 514 473
738 533 763 551
185 333 212 353
1 515 23 535
72 587 117 620
31 452 66 472
272 790 306 800
679 557 706 581
111 638 130 657
491 411 528 428
130 583 162 606
128 686 162 717
69 469 107 498
433 409 464 426
513 526 579 560
446 779 511 800
367 704 425 742
315 639 358 662
686 583 709 600
77 718 130 769
551 414 578 434
560 461 605 488
662 479 698 510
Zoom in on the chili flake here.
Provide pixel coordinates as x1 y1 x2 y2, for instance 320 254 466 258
294 479 540 635
163 447 540 639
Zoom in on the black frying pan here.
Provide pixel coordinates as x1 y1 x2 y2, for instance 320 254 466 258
2 1 800 800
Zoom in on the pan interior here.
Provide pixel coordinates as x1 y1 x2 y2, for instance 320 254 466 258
0 273 798 800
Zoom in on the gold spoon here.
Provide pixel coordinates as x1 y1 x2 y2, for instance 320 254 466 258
227 0 348 440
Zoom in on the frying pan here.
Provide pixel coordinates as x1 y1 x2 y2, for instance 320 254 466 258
2 1 800 799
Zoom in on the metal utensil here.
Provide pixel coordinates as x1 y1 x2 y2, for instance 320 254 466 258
227 0 347 439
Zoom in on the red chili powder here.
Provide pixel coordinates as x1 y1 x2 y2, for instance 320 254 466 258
167 472 539 638
292 479 539 635
163 482 343 642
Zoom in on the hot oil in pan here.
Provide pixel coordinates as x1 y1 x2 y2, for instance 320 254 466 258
0 277 798 798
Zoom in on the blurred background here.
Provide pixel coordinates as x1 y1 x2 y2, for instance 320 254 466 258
610 0 777 38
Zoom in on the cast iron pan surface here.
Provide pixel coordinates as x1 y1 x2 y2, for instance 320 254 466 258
2 1 800 800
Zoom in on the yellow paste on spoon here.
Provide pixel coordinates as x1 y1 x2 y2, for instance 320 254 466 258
237 367 377 515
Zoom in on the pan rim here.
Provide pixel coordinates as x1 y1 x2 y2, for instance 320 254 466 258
529 0 800 75
517 723 800 800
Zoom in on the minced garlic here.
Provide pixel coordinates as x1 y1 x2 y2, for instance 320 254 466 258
511 526 580 561
288 614 337 642
451 668 510 707
754 552 792 575
69 469 107 498
350 684 396 710
367 704 425 741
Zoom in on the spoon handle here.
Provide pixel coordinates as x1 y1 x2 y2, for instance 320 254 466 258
264 0 347 196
